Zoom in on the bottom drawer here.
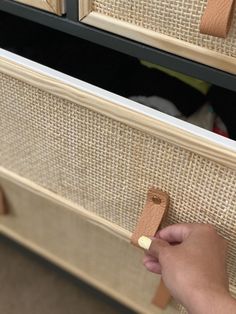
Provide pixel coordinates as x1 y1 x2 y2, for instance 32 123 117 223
0 169 177 314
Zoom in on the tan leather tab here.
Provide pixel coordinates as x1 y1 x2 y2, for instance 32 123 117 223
0 187 7 215
152 278 172 309
200 0 235 38
131 188 169 246
131 188 171 309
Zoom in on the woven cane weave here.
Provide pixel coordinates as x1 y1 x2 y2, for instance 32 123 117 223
92 0 236 57
0 72 236 294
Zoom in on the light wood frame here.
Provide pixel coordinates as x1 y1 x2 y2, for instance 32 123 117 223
78 0 236 74
15 0 65 15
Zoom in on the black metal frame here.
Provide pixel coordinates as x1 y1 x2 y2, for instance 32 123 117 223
0 0 236 91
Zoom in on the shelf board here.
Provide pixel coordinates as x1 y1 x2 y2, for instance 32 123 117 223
0 0 236 91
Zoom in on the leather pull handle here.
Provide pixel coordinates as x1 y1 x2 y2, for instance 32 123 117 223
131 188 171 309
131 188 169 245
0 187 8 215
200 0 235 38
152 278 172 309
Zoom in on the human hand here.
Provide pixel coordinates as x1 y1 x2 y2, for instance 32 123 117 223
138 223 236 313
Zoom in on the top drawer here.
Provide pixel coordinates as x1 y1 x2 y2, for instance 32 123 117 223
0 48 236 296
79 0 236 74
14 0 65 15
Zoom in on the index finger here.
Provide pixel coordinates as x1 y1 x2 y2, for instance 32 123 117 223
158 223 195 243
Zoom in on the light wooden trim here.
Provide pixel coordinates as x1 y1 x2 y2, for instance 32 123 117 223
0 52 235 170
81 11 236 75
60 0 66 14
14 0 64 15
79 0 92 19
0 167 131 240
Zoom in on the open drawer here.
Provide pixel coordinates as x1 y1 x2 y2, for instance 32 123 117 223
0 49 236 312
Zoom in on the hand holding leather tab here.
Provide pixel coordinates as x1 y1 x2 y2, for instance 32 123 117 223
131 188 171 309
131 188 169 246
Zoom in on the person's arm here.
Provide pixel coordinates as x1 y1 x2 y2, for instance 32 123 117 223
138 223 236 314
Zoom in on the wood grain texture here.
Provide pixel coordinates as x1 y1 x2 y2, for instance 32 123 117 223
0 54 235 170
81 11 236 74
79 0 92 19
200 0 235 38
0 167 130 239
14 0 64 15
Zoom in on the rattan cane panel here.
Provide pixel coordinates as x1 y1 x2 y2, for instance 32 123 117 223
1 72 236 291
92 0 236 57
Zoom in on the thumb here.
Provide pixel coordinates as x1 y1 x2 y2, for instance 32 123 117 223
149 238 170 259
138 236 170 259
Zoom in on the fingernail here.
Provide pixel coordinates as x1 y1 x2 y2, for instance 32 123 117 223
138 236 152 250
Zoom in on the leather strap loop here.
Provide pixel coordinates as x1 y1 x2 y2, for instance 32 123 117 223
131 188 170 309
131 188 169 245
200 0 235 38
152 278 171 309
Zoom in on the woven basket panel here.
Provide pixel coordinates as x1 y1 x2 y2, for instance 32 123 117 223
92 0 236 57
0 72 236 292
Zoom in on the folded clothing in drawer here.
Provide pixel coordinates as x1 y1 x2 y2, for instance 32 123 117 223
79 0 236 74
0 49 236 312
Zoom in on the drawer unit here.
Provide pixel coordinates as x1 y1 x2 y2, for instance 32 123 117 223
0 48 236 312
79 0 236 74
0 171 177 314
14 0 65 15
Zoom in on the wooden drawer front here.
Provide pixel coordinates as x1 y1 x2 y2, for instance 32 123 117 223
0 49 236 296
79 0 236 74
0 172 177 314
14 0 65 15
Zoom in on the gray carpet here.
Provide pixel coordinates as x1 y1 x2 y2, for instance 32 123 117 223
0 235 134 314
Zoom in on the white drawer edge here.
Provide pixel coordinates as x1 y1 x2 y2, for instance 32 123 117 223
0 167 130 240
0 49 235 170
